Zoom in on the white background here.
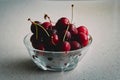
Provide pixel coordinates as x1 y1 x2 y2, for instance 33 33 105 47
0 0 120 80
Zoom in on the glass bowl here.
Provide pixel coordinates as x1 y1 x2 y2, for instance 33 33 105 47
24 33 92 71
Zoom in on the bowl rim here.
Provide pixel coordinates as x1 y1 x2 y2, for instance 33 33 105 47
23 33 93 53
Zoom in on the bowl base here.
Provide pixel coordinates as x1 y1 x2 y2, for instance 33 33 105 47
32 55 79 72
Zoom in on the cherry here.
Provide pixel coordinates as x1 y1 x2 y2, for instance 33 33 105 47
38 44 45 50
30 34 42 49
55 17 70 31
45 41 57 51
57 17 69 26
62 30 71 41
47 28 57 35
30 34 40 42
37 43 45 55
51 34 59 45
61 41 71 51
42 22 52 30
31 42 38 49
77 32 89 47
30 34 36 43
69 24 78 35
28 4 91 52
77 26 88 35
31 21 41 33
70 41 81 50
68 24 78 41
33 22 51 40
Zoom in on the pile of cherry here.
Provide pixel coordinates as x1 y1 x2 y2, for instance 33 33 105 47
29 17 89 52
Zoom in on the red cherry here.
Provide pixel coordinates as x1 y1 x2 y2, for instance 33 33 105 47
55 17 70 31
57 17 69 26
70 41 81 50
30 34 42 49
63 30 71 41
69 24 78 35
47 28 57 35
38 44 45 50
77 26 88 35
51 34 59 45
61 41 71 51
31 21 41 33
37 44 45 55
42 22 52 30
77 32 89 47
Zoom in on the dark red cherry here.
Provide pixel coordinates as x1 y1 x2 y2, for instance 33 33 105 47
37 44 45 55
69 24 78 35
70 41 81 50
77 32 89 47
59 30 71 41
38 22 52 40
57 17 69 26
51 34 59 45
31 42 38 49
61 41 71 51
45 41 57 51
31 21 41 33
77 26 88 35
47 28 57 35
38 44 45 50
30 34 42 49
55 17 70 31
63 30 71 41
42 22 52 30
30 34 36 43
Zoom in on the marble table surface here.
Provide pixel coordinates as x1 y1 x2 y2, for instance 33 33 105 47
0 0 120 80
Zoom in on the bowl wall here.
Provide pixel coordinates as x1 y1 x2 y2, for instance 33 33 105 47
24 33 92 71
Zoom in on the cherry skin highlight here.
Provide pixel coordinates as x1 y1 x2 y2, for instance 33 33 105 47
51 34 59 45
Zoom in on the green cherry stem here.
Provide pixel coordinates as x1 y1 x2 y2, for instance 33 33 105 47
71 4 74 23
63 4 74 42
28 18 38 39
36 23 50 37
63 24 70 42
44 14 52 23
35 24 39 39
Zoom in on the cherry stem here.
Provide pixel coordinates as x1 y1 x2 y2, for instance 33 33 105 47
28 18 33 24
37 24 50 37
28 18 38 39
44 14 52 23
62 4 74 42
28 18 50 38
63 24 70 42
71 4 74 23
35 24 39 39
